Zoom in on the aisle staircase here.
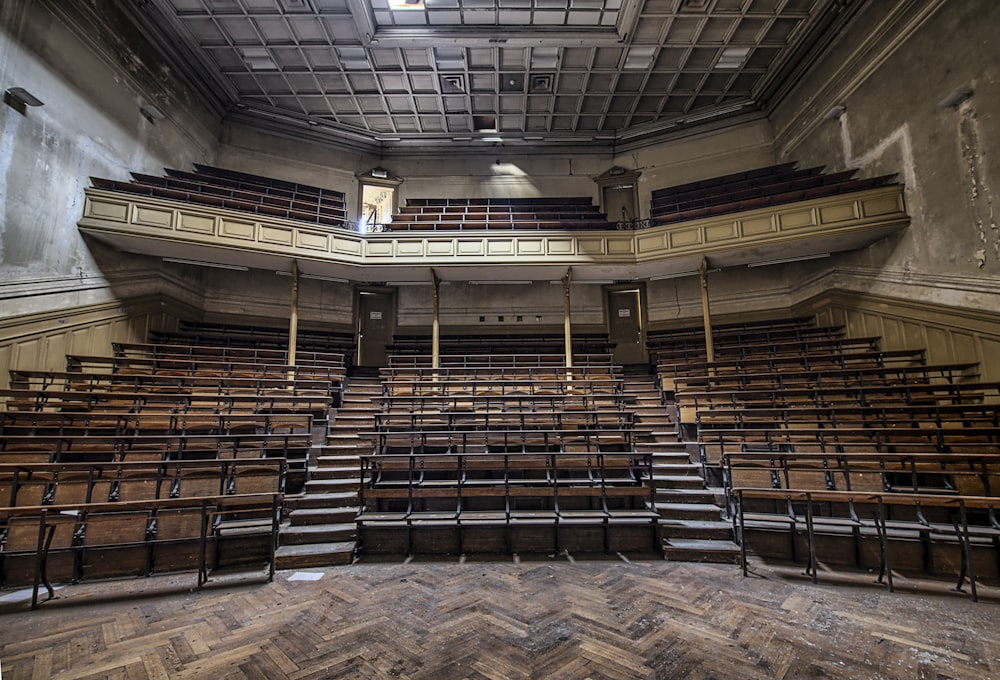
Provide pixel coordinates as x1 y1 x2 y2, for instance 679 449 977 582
621 366 739 563
274 374 380 569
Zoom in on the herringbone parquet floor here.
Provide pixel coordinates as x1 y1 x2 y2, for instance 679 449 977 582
1 556 997 679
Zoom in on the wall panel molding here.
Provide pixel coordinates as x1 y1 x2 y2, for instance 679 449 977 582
795 290 1000 382
79 186 909 282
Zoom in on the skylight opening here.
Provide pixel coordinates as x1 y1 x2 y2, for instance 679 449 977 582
240 47 277 71
623 46 655 70
388 0 425 10
716 46 751 69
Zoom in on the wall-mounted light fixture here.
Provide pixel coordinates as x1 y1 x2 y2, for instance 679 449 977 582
4 87 43 114
747 253 830 268
163 257 248 271
469 280 533 285
649 269 719 280
824 105 846 121
140 104 165 123
937 86 972 109
275 270 349 283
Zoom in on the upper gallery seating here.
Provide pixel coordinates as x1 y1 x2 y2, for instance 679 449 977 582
650 317 1000 600
649 163 898 226
383 197 615 231
90 164 348 228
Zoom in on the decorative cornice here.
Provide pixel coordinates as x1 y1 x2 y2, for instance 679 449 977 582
773 0 949 155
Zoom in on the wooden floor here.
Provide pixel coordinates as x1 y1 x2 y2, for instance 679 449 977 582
1 556 997 679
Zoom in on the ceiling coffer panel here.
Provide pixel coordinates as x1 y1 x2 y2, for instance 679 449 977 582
133 0 853 148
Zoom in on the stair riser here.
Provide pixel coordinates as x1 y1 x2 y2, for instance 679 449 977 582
657 507 721 521
661 525 734 540
275 550 354 570
654 491 718 504
290 511 357 525
305 480 359 492
310 469 362 480
663 549 740 564
281 527 356 544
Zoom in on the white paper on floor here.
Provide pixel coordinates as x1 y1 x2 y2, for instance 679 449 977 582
288 572 324 582
0 586 61 603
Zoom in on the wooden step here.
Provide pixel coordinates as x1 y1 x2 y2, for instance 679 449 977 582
310 465 360 480
304 478 359 494
274 541 355 569
654 488 720 504
663 538 740 564
280 522 356 545
287 494 360 515
655 502 723 521
652 474 707 489
658 518 734 540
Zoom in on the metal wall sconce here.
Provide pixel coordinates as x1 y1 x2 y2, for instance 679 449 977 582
824 105 846 121
4 87 44 115
140 104 166 123
937 87 972 109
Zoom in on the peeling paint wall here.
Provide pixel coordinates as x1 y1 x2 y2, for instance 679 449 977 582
0 0 220 326
771 0 1000 315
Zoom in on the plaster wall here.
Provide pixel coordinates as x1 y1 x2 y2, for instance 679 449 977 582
770 0 1000 315
211 116 783 330
0 0 219 330
218 116 774 226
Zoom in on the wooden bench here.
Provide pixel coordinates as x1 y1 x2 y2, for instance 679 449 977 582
722 450 1000 499
0 410 312 437
9 369 336 398
0 431 311 463
66 354 343 383
367 427 635 456
657 348 927 392
695 403 1000 431
357 450 656 555
0 458 286 507
114 342 346 369
0 492 281 608
732 487 999 601
671 362 980 394
0 387 334 418
674 381 1000 424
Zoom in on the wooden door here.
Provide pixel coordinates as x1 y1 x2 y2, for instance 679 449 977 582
606 287 646 365
357 290 395 367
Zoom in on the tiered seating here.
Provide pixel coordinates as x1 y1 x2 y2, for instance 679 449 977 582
384 197 615 231
356 349 659 555
652 317 1000 600
387 333 611 357
0 322 354 602
650 163 898 226
90 164 348 228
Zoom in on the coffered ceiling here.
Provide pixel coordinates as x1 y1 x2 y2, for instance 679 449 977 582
122 0 859 152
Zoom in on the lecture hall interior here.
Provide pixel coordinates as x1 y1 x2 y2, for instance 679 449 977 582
1 0 998 677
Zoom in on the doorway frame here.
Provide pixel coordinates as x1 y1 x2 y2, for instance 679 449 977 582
602 281 649 365
353 284 398 367
356 167 403 232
